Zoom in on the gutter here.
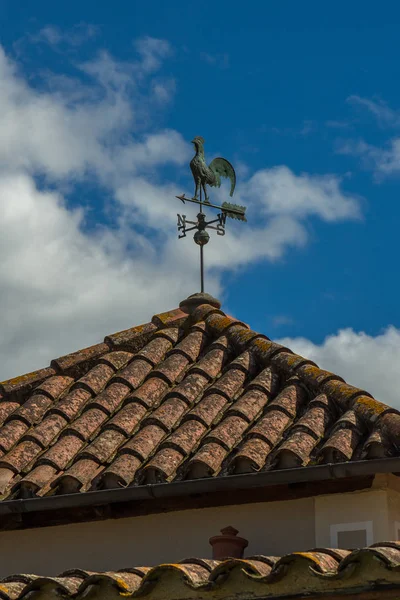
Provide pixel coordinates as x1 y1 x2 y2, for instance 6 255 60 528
0 457 399 516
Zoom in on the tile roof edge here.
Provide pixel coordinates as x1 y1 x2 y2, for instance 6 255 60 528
3 543 400 600
0 307 188 398
0 456 399 517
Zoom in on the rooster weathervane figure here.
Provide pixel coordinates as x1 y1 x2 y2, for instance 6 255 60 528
175 136 247 293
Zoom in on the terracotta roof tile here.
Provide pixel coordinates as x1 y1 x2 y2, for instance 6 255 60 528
363 427 387 458
40 434 85 470
320 427 361 462
162 419 207 455
105 401 147 436
249 409 293 447
87 383 131 415
151 307 187 328
274 429 320 467
205 415 249 450
0 367 56 398
119 424 166 461
150 352 190 384
112 359 153 390
51 343 109 378
0 420 28 453
98 452 142 488
232 436 273 472
55 457 102 493
72 364 116 396
0 439 42 473
66 408 108 440
49 388 92 421
0 301 400 500
167 372 210 405
98 351 133 371
136 334 176 365
80 429 126 463
187 394 228 427
8 393 53 425
0 401 19 424
104 322 157 352
228 388 270 422
145 397 188 431
186 442 228 478
127 377 169 409
25 412 68 447
141 446 185 482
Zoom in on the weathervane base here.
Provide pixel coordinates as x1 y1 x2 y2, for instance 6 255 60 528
179 292 221 314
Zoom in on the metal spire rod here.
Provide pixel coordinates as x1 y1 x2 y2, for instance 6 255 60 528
174 136 248 294
199 188 205 293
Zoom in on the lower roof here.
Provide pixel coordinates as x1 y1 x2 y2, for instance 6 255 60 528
0 295 399 510
1 543 400 600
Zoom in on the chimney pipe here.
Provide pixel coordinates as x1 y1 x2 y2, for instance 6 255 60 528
209 526 248 559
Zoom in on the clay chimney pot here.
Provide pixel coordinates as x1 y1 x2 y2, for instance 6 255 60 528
209 526 248 559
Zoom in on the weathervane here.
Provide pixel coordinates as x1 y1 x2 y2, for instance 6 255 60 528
176 136 247 293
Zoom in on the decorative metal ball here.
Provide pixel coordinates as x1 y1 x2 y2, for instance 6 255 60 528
194 230 210 246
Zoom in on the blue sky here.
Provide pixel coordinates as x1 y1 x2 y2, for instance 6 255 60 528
2 1 400 405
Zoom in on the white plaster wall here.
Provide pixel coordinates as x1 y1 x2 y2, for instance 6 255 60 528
0 497 315 577
314 489 389 547
387 488 400 539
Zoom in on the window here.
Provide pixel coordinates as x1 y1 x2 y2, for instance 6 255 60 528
395 521 400 540
330 521 373 549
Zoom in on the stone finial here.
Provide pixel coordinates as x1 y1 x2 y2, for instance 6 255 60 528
179 293 221 314
209 526 248 559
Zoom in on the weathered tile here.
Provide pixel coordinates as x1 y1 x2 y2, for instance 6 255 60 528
145 397 188 431
51 343 109 377
39 434 85 470
24 413 67 448
185 442 227 478
49 388 92 421
81 429 126 464
100 453 142 488
187 394 228 427
120 424 166 461
0 440 42 472
163 419 207 455
0 420 29 453
141 447 185 482
231 437 273 472
73 363 115 396
205 415 249 450
66 408 108 440
105 402 147 436
151 353 190 384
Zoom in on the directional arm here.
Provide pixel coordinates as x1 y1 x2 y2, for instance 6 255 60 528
176 194 247 221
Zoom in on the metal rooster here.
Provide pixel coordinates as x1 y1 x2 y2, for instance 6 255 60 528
190 136 236 203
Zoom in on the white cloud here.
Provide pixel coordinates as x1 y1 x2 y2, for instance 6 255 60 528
278 327 400 408
134 37 172 74
0 37 361 380
243 166 360 222
200 52 230 69
32 24 100 47
347 95 400 127
340 95 400 176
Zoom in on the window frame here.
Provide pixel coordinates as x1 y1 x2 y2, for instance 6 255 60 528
330 520 373 548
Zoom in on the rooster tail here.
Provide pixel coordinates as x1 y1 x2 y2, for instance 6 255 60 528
209 157 236 197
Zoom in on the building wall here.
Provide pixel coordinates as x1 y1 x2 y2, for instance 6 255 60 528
315 488 389 548
0 485 399 577
388 488 400 539
0 497 315 577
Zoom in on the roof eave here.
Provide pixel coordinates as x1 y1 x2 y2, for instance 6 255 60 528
1 456 399 519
